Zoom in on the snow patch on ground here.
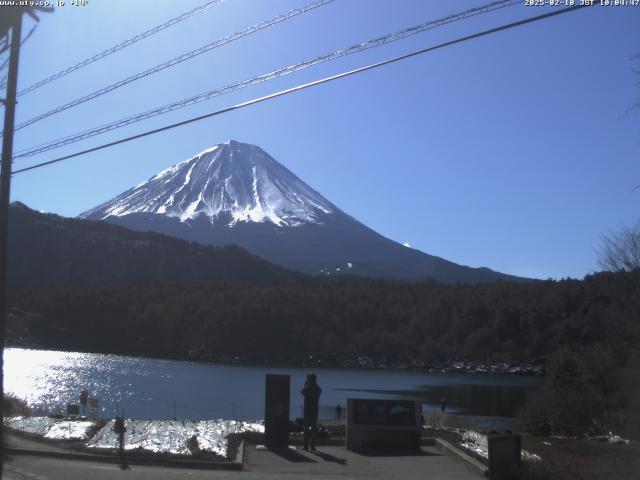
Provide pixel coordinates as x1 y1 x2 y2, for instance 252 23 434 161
5 416 263 458
461 430 488 458
461 429 541 462
521 450 542 462
589 432 630 444
87 419 263 457
550 432 630 444
5 416 94 440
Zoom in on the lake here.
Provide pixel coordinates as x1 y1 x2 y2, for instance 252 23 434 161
4 348 541 428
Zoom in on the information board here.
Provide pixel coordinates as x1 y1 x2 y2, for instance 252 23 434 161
352 399 417 426
347 398 421 451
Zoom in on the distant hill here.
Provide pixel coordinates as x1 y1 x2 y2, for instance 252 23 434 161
8 202 299 289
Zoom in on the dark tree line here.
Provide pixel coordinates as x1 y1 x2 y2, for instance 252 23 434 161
7 202 299 289
7 269 639 368
8 269 640 436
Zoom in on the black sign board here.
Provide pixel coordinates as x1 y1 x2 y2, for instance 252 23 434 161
66 404 80 415
352 399 417 426
113 416 126 434
264 374 290 448
488 434 521 480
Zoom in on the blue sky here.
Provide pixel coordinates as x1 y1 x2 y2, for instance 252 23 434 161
4 0 640 280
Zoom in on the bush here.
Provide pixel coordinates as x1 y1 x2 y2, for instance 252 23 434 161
3 394 31 416
519 347 626 436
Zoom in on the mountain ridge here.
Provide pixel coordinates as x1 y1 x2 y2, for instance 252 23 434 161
81 140 528 284
81 140 336 227
8 201 301 289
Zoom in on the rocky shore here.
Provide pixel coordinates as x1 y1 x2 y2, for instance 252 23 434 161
187 351 545 376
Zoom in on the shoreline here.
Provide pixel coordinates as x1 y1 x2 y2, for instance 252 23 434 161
5 343 545 376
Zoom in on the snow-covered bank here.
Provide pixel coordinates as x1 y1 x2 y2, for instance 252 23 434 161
461 429 541 462
5 416 263 458
87 419 263 457
5 416 95 440
425 424 543 463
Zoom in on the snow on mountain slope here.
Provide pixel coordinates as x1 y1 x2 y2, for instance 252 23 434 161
81 140 334 227
80 140 527 283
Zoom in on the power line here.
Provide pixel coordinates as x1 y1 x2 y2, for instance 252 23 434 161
11 0 335 133
0 24 37 90
16 0 227 97
0 24 36 77
14 0 518 160
13 0 514 153
12 2 593 176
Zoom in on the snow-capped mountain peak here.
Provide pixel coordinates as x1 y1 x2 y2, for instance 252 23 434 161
81 140 335 227
79 140 525 283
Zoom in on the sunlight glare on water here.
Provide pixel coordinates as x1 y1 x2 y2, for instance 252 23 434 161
4 347 540 422
4 348 139 416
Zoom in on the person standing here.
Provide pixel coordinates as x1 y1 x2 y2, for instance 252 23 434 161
301 373 321 451
439 398 447 429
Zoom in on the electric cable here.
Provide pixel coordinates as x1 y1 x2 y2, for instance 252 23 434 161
0 24 36 76
12 2 593 176
16 0 227 97
11 0 335 133
13 0 517 159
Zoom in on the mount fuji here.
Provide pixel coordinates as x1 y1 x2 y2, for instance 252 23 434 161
80 140 523 283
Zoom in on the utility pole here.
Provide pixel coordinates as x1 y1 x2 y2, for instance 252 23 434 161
0 10 23 477
0 8 51 475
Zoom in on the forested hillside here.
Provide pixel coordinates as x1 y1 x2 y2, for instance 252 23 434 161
8 270 638 366
8 202 300 288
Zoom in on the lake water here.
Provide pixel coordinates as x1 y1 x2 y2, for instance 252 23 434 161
4 348 541 427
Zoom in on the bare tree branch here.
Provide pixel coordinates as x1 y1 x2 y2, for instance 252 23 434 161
598 221 640 272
